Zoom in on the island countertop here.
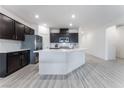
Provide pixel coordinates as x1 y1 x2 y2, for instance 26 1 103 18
35 48 87 53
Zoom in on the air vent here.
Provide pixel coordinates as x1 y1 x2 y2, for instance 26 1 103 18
60 28 69 34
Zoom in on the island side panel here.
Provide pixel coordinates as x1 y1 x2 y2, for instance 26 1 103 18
39 51 67 75
67 50 85 73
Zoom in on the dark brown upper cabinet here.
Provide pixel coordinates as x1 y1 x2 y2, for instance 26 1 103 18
15 21 25 41
30 28 34 35
24 26 30 35
69 33 78 43
50 33 78 43
0 13 15 39
50 33 60 43
25 26 34 35
0 13 35 41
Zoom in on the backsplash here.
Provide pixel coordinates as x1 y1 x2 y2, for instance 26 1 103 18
0 39 21 51
50 43 79 49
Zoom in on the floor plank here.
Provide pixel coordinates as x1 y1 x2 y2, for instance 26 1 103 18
0 54 124 88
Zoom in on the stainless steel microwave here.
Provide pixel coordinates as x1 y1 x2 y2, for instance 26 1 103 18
59 37 69 43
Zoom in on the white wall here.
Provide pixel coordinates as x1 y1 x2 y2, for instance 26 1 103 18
105 26 117 60
116 26 124 58
38 26 50 49
50 28 59 33
0 6 33 51
80 25 118 60
80 28 106 59
79 27 84 48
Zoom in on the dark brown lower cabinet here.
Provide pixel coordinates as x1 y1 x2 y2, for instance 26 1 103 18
0 50 30 77
21 51 29 67
7 52 21 74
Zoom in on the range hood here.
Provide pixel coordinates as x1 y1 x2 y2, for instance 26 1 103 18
59 28 69 34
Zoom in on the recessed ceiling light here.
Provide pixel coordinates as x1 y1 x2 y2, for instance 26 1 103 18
72 14 76 19
69 23 72 26
35 14 39 19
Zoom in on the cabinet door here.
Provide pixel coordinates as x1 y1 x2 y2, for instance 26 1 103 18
21 51 29 67
50 33 60 43
69 33 78 43
25 26 34 35
15 21 25 41
7 52 21 74
0 13 15 39
24 26 30 35
50 33 54 43
30 28 34 35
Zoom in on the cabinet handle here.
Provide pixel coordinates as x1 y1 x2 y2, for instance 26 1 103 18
16 35 17 39
12 53 19 55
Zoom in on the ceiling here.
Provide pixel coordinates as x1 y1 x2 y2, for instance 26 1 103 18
2 5 124 30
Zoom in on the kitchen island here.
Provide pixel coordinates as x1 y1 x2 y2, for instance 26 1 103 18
39 48 86 75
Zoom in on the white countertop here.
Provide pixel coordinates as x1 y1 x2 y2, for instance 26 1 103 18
0 49 30 53
37 48 87 53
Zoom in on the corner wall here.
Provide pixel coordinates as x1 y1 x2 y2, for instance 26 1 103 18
38 26 50 49
105 26 117 60
80 28 106 60
116 26 124 58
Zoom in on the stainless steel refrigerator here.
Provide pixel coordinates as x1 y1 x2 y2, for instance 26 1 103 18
21 35 42 64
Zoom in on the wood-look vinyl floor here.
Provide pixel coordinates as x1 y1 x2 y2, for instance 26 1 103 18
0 54 124 88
